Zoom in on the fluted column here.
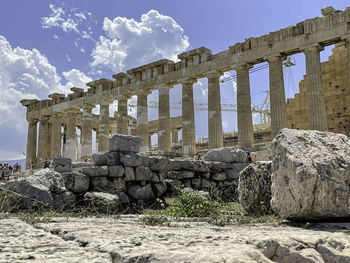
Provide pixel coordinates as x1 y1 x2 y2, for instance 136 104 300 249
268 55 287 137
303 45 328 131
137 91 149 152
50 114 62 159
172 129 179 144
181 78 196 155
98 103 110 152
207 71 223 149
81 105 93 161
26 119 38 170
236 64 254 149
117 98 128 135
158 86 171 153
64 110 78 160
37 115 50 167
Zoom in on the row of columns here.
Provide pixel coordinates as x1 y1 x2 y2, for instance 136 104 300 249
25 43 331 169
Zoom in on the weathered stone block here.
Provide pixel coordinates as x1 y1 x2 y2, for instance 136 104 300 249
271 129 350 220
203 147 247 163
238 161 272 215
168 170 194 180
124 167 135 181
170 160 210 172
164 179 182 194
201 178 212 189
148 156 171 172
81 166 108 177
109 134 142 153
150 172 160 183
84 192 120 212
91 177 125 192
72 162 93 168
191 178 201 189
153 183 167 197
62 172 90 193
120 152 143 167
53 157 72 173
92 152 108 166
108 165 124 178
211 172 226 181
135 166 152 181
128 184 155 200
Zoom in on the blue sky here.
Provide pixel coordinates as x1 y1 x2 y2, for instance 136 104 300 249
0 0 349 159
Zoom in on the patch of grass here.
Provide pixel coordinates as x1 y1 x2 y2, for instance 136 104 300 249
140 214 169 226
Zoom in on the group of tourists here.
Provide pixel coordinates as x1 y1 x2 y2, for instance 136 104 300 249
0 163 22 181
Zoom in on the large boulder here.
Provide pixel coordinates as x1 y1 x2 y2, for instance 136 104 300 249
29 169 67 193
238 161 272 215
203 148 247 163
271 129 350 220
53 157 72 173
109 134 142 153
128 184 155 200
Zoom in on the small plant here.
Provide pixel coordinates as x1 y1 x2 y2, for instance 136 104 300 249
141 213 169 226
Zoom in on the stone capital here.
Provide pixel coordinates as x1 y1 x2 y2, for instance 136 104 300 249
178 77 197 85
155 83 173 91
205 70 223 78
234 63 253 72
27 118 39 124
264 54 287 62
301 43 324 54
136 89 151 97
39 115 50 121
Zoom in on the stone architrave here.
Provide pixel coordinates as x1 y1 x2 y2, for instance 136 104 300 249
267 55 287 137
64 110 78 161
181 78 197 155
206 70 223 149
136 91 149 152
50 114 62 159
26 119 38 169
81 105 94 161
37 115 50 167
158 85 171 153
302 45 328 131
98 102 110 152
117 98 129 135
236 64 254 149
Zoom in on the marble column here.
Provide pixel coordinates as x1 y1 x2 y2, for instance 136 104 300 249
117 98 128 135
158 86 171 153
303 45 328 131
137 91 149 152
268 56 287 137
26 119 38 170
182 78 196 155
64 110 78 160
37 115 50 167
172 129 178 144
236 64 254 149
81 105 93 161
98 103 110 152
207 71 223 149
50 114 62 159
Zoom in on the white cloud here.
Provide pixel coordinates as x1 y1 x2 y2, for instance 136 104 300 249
65 54 71 62
90 9 190 73
62 68 92 90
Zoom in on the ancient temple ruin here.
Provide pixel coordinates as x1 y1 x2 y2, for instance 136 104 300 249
21 6 350 169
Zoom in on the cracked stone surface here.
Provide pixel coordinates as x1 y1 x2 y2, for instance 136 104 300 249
2 216 350 262
0 218 111 262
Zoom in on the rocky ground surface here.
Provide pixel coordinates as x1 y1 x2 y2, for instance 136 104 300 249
2 216 350 262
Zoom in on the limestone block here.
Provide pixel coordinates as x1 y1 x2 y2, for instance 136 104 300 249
84 192 120 212
81 166 108 177
203 148 247 163
62 172 90 193
170 160 210 172
154 183 167 197
109 134 142 153
108 165 124 178
238 161 272 215
202 172 210 180
53 157 72 173
201 178 212 189
120 152 143 167
211 173 226 181
91 177 125 192
150 172 160 183
148 156 171 172
30 169 67 193
168 170 194 180
128 184 155 200
52 191 76 209
72 162 94 168
107 152 121 166
92 152 108 166
271 129 350 220
191 178 201 190
135 166 152 181
124 167 136 181
225 163 248 180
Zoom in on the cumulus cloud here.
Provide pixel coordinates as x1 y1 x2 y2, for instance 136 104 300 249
91 9 190 73
0 35 92 159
